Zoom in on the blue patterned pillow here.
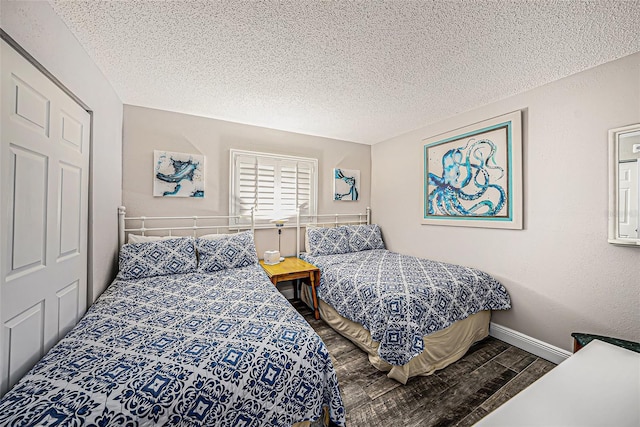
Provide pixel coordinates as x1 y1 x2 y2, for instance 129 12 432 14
307 226 351 256
119 237 197 280
347 224 386 252
196 231 258 272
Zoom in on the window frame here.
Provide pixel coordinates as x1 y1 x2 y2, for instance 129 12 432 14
229 149 318 228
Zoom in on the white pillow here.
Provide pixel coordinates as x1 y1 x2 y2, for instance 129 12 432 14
127 234 183 244
199 233 234 240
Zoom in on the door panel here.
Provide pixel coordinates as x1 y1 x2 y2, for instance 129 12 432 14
12 75 51 136
56 280 79 340
8 145 48 275
60 111 84 152
4 301 44 388
58 162 82 258
1 40 90 395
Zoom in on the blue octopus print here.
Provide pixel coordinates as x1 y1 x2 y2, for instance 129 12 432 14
334 169 359 201
428 138 505 216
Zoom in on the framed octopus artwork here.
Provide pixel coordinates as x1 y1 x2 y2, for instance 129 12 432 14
423 110 523 229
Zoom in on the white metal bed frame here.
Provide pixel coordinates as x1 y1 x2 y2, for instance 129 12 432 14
118 206 255 247
118 206 370 258
295 207 371 257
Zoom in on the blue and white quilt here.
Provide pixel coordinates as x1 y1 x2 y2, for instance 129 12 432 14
0 265 345 426
301 249 511 366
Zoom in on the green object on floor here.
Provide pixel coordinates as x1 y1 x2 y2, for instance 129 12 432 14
571 332 640 353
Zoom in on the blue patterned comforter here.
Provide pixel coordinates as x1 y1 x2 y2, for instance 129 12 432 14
0 265 345 426
301 250 511 366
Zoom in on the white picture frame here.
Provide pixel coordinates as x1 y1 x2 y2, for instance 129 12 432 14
153 150 205 198
333 168 360 202
423 111 522 229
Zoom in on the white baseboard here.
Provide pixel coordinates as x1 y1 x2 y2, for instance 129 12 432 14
490 322 572 365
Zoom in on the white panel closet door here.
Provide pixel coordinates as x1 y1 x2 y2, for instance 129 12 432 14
0 40 90 395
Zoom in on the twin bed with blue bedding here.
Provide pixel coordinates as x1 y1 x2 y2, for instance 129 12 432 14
300 223 511 384
0 231 345 426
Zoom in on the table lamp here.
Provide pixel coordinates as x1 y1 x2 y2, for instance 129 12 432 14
270 218 288 262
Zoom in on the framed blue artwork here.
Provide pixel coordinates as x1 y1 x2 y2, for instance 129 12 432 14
153 150 205 197
423 111 522 229
334 168 360 201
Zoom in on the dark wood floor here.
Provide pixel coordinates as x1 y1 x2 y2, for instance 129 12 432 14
293 301 556 427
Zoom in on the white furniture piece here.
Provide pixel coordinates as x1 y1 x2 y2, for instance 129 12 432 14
476 339 640 427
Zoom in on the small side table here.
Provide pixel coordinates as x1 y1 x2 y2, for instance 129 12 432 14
259 257 320 320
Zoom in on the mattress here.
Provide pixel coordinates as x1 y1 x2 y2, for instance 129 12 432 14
0 264 345 426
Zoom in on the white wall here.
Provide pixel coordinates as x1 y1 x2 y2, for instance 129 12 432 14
1 2 123 302
122 105 371 258
372 53 640 352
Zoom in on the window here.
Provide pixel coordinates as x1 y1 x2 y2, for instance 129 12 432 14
230 149 318 226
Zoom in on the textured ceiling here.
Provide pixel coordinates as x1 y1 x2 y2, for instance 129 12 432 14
49 0 640 145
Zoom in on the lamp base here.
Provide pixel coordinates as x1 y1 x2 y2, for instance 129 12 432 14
264 250 281 265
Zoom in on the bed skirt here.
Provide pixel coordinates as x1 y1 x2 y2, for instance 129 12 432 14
301 286 490 384
293 406 329 427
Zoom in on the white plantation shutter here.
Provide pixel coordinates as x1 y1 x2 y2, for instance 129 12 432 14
230 150 317 226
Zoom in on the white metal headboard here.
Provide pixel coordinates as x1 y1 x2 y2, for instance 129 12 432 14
295 207 371 257
118 206 255 247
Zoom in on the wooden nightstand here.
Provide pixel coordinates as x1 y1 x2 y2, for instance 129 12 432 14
260 257 320 320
